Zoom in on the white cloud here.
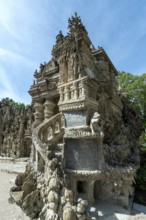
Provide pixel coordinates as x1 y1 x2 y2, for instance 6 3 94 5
0 65 32 104
0 0 22 40
0 66 20 101
0 48 36 66
0 47 36 104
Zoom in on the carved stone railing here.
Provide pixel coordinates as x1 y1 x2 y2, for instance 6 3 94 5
32 113 64 163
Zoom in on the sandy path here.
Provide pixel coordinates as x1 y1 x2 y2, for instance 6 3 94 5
0 169 29 220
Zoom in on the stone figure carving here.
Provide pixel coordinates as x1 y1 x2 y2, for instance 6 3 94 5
90 112 104 138
33 80 36 86
61 114 66 128
47 126 53 140
56 31 64 45
54 122 60 134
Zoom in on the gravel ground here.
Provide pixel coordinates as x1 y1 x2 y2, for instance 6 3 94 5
129 214 146 219
0 167 29 220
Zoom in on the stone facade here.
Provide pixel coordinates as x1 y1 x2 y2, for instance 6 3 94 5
11 13 143 219
0 98 33 158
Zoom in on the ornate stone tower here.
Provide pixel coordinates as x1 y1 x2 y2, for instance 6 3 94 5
52 13 106 202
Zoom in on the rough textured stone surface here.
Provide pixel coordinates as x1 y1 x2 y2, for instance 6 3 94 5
63 208 77 220
0 98 33 158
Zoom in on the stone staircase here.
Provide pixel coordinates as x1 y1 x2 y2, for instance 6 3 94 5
32 112 64 170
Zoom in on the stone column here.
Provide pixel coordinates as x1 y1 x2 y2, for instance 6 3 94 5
33 102 44 127
87 180 95 203
73 82 78 99
43 100 55 120
81 80 86 97
59 87 64 102
65 85 70 101
32 144 36 162
98 136 105 169
36 150 38 171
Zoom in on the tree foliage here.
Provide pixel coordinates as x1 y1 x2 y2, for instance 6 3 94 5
117 71 146 145
117 71 146 124
117 71 146 203
0 97 25 110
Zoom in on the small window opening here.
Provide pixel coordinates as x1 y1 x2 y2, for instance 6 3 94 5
77 181 87 194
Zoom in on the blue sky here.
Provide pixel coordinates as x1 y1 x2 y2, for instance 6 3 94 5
0 0 146 104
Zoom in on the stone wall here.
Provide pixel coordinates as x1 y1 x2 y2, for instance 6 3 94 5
0 98 33 158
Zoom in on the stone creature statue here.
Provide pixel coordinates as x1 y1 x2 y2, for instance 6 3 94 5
90 112 104 138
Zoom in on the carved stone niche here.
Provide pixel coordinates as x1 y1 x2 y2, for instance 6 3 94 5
47 126 53 141
54 122 60 134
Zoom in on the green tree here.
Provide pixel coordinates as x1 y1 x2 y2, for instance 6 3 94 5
117 71 146 145
117 71 146 123
117 72 146 204
0 98 26 113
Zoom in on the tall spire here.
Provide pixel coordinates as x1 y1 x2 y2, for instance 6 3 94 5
67 12 87 36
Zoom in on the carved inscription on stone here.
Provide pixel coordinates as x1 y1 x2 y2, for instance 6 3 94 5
65 139 99 170
64 111 86 127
